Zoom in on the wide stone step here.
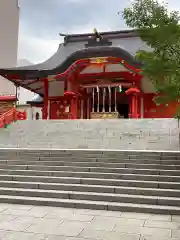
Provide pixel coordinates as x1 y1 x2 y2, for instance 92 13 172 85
3 157 180 165
1 154 180 161
1 180 180 197
1 153 180 164
0 149 180 159
2 174 180 189
0 175 159 188
0 187 158 205
2 161 180 170
38 155 180 160
1 187 180 206
0 147 179 214
1 195 180 214
0 154 167 160
2 157 180 166
0 169 180 182
0 165 180 176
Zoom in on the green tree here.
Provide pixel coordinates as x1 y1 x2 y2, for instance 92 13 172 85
122 0 180 118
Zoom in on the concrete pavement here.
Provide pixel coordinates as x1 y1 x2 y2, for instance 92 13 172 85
0 204 179 240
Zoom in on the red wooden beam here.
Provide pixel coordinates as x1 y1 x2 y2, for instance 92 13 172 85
72 63 90 84
27 78 40 86
1 57 142 96
31 86 44 91
56 59 90 80
78 71 139 80
29 103 43 107
81 82 132 88
0 95 17 102
4 74 21 80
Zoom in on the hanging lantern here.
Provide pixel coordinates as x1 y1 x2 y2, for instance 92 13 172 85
125 87 140 95
64 91 76 96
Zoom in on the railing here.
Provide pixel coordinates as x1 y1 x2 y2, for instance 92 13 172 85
0 108 27 128
16 110 27 120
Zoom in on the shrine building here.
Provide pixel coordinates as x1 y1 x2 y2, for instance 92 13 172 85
0 29 178 120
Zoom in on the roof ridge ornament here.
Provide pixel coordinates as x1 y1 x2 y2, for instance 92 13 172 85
93 28 103 42
59 33 69 45
85 29 112 47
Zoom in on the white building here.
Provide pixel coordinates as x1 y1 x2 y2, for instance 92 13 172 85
0 0 19 96
17 59 36 105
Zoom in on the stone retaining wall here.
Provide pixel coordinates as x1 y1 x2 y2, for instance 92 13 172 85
0 119 179 150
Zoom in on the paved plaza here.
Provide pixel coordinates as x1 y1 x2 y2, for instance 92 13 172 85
0 204 178 239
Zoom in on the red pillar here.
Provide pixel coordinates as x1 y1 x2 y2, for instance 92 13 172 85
42 79 48 119
84 97 87 119
71 97 78 119
128 96 132 118
131 95 139 118
126 88 141 119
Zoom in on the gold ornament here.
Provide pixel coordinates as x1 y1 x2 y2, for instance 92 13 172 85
90 57 107 64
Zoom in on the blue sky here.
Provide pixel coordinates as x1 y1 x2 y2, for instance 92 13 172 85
18 0 179 63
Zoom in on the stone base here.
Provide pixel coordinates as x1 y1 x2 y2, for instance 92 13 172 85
0 119 179 150
91 112 119 119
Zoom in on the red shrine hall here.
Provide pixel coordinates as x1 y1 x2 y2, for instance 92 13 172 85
0 29 178 119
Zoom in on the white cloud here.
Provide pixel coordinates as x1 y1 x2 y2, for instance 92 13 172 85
17 0 125 63
16 0 180 104
18 21 122 63
69 23 116 34
18 0 180 66
66 0 86 3
18 33 60 64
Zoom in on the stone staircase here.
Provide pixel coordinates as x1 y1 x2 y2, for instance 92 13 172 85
0 149 179 214
0 119 179 150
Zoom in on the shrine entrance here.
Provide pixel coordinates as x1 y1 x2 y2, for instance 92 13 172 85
84 85 130 119
116 87 129 118
117 104 129 118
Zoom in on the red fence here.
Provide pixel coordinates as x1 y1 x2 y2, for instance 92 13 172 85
0 108 27 128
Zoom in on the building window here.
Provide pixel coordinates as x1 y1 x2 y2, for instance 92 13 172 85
35 112 40 120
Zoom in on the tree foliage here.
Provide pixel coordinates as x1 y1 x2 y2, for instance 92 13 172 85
122 0 180 117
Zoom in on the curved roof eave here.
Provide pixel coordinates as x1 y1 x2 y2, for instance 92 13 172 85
0 46 142 80
0 46 143 97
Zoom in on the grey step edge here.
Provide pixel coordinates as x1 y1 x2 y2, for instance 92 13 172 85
2 175 180 189
1 180 180 197
1 187 180 206
0 169 179 182
1 195 180 215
